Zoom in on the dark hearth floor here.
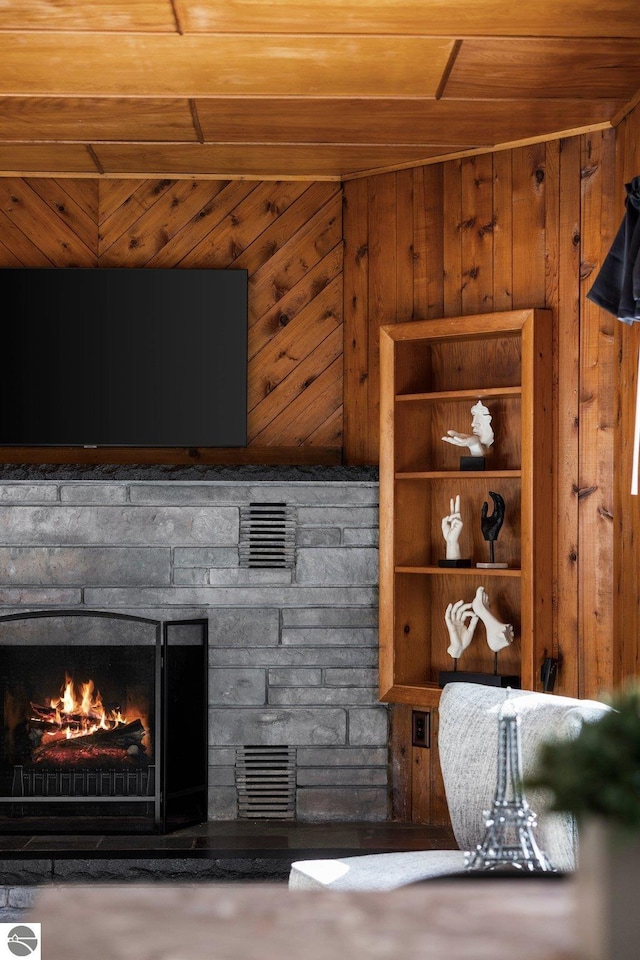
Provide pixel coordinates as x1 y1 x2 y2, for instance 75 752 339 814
0 821 455 860
0 822 457 884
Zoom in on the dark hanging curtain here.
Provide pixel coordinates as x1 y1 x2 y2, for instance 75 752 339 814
587 176 640 324
587 176 640 495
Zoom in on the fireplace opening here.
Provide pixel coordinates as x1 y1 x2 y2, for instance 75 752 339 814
0 611 208 834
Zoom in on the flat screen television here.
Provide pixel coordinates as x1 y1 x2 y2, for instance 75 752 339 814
0 267 248 447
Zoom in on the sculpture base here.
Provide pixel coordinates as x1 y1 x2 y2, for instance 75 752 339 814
438 670 521 689
476 562 509 569
438 559 472 568
460 456 485 471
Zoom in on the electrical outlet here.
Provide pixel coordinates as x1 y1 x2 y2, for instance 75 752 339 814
412 710 430 748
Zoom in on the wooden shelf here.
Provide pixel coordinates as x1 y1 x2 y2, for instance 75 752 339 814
395 566 521 577
379 308 553 709
396 386 522 403
395 470 522 480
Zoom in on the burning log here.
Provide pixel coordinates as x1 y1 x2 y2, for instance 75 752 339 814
30 702 105 725
32 719 147 765
33 718 145 754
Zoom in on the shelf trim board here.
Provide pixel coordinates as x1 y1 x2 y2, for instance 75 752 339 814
383 309 536 344
395 566 522 577
396 386 522 403
379 683 443 708
395 470 522 479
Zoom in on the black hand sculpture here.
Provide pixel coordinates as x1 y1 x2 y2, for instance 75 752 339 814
480 490 505 549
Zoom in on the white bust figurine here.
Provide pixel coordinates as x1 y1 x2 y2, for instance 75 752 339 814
442 400 494 458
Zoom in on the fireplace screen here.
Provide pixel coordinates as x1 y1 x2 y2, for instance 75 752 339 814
0 611 207 834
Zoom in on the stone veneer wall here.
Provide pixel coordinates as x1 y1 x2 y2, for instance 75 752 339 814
0 479 386 821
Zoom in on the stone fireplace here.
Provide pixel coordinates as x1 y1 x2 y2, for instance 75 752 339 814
0 610 208 833
0 473 386 827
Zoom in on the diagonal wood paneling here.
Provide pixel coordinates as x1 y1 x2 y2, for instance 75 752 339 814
0 178 97 266
0 176 343 456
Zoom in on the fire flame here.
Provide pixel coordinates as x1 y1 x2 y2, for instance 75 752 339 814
33 673 127 742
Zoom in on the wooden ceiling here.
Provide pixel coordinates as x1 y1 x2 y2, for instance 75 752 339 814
1 1 640 181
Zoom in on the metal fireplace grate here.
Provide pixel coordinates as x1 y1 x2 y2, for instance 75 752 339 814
12 764 155 798
235 746 296 819
239 503 296 569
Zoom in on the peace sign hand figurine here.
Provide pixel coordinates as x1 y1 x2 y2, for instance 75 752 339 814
441 494 463 560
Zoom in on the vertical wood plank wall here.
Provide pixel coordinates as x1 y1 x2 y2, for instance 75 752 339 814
343 132 624 822
0 178 344 462
613 104 640 685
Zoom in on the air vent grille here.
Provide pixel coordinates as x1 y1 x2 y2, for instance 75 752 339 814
239 502 296 568
235 746 297 820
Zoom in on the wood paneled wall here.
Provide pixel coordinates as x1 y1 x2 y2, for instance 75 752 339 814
0 177 343 464
343 134 623 821
344 135 618 702
0 124 636 826
613 104 640 686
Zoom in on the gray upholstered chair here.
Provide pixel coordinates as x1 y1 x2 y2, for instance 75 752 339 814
289 682 609 890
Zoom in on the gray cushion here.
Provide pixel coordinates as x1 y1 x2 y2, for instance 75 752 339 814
439 682 610 872
289 682 610 888
289 849 466 890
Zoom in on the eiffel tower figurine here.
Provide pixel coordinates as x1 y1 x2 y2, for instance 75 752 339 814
465 690 556 872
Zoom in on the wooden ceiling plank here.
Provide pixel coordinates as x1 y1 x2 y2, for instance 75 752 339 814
249 243 342 360
0 143 98 174
0 35 454 98
193 96 623 146
0 2 177 32
89 143 463 178
340 120 612 180
446 38 640 100
0 97 197 143
174 0 640 39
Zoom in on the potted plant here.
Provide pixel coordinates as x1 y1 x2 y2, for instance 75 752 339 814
527 685 640 960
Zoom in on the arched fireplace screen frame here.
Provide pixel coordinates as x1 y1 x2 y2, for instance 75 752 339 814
0 609 208 835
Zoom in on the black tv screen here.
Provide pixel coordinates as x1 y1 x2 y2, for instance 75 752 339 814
0 268 248 447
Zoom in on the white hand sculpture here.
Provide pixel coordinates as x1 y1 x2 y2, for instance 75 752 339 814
441 400 494 457
445 599 479 659
441 494 463 560
441 430 486 458
471 586 514 652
